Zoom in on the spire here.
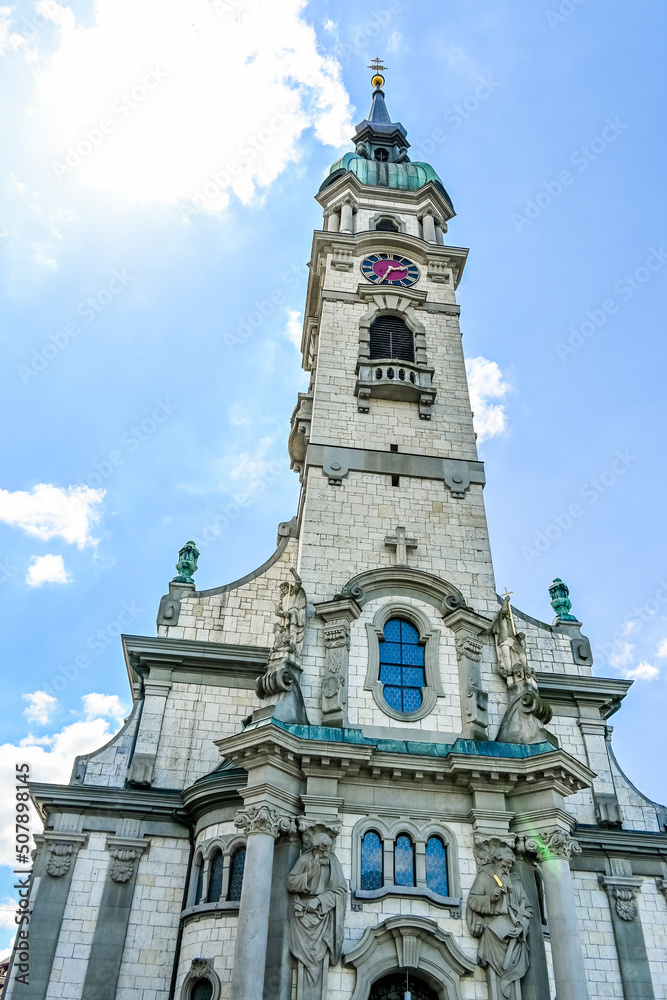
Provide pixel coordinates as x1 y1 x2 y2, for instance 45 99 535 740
367 58 391 124
355 58 408 149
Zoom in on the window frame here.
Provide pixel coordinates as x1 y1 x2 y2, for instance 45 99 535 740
184 835 247 918
365 603 443 722
352 818 460 909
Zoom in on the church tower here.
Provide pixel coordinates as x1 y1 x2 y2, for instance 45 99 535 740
7 67 667 1000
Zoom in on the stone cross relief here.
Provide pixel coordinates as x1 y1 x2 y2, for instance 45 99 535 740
384 525 417 565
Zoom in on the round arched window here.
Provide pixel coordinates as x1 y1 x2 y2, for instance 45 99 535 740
378 618 425 713
227 846 246 902
190 979 213 1000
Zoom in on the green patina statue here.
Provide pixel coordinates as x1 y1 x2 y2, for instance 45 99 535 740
172 540 200 585
549 577 578 622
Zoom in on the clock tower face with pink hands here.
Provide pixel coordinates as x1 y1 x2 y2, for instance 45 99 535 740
361 252 420 287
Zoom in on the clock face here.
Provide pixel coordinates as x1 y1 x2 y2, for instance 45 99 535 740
360 253 420 287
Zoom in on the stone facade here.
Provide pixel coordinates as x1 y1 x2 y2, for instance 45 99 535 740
6 76 667 1000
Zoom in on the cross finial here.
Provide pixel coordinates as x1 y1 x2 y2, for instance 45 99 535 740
368 58 387 89
385 525 417 565
501 587 517 636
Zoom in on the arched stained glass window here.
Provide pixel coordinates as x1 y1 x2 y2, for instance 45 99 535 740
394 834 415 887
191 979 213 1000
206 850 223 903
369 316 414 362
425 836 448 896
193 857 204 904
227 847 246 902
360 831 383 891
379 618 425 714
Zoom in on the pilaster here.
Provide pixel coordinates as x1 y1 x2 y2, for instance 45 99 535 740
599 861 655 1000
314 597 361 728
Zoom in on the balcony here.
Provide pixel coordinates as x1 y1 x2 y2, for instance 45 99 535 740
355 358 436 419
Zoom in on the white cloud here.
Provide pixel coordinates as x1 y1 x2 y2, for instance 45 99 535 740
624 662 660 681
465 356 512 443
25 553 71 587
656 638 667 658
0 896 18 931
82 692 128 724
0 483 105 548
0 706 125 868
622 620 639 635
31 0 352 210
23 690 57 724
609 641 634 669
285 309 303 348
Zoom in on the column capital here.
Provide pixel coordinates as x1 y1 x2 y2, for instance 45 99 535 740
526 829 582 861
599 874 643 922
105 836 150 883
234 805 294 840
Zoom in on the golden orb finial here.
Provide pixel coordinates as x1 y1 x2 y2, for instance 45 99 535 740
368 57 387 90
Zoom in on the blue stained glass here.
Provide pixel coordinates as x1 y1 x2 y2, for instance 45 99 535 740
378 617 427 715
227 847 246 902
361 831 383 890
383 620 401 641
206 850 223 902
403 688 423 711
194 860 204 904
384 686 403 711
402 644 424 666
402 667 425 688
425 837 448 896
400 621 419 643
379 664 401 685
394 835 415 886
379 642 402 664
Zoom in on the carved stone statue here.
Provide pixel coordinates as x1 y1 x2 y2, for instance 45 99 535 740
287 829 347 999
270 572 306 663
488 598 554 745
466 841 532 1000
255 570 309 723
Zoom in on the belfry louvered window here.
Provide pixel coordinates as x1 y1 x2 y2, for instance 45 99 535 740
375 217 399 232
369 316 414 362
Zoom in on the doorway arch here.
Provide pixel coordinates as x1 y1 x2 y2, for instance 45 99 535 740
369 971 439 1000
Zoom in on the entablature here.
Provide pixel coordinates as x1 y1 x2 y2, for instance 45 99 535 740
122 633 269 691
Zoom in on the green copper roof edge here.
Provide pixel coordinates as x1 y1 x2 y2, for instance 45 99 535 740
270 721 556 760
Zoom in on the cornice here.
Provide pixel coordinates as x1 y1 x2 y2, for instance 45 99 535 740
574 825 667 857
30 781 186 823
122 633 269 689
535 672 632 719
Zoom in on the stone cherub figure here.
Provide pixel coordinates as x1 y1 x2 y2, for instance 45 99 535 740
466 841 532 1000
287 829 347 999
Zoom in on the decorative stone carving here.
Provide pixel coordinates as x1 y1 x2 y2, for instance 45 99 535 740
599 875 643 922
255 569 309 724
234 805 293 840
182 957 221 1000
455 633 489 740
656 878 667 901
466 839 532 1000
287 829 347 999
289 392 312 476
315 596 360 729
109 848 140 883
489 597 554 746
525 830 582 862
46 842 73 877
191 958 211 978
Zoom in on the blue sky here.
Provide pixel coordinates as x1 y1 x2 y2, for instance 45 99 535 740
1 0 666 953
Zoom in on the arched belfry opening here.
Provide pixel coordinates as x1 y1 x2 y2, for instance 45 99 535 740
369 315 415 362
369 971 439 1000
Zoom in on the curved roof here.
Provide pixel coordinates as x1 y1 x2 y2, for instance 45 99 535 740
319 152 454 212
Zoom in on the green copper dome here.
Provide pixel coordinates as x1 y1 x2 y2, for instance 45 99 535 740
319 152 454 211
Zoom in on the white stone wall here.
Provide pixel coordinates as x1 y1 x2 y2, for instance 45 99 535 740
177 916 238 1000
44 832 109 1000
572 873 624 998
81 708 139 787
116 836 189 1000
641 881 667 1000
611 752 664 832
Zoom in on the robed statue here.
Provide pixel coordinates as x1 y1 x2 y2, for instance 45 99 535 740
287 830 347 999
466 841 532 1000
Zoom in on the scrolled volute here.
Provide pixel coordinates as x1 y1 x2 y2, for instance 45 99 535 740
234 805 294 840
525 830 581 862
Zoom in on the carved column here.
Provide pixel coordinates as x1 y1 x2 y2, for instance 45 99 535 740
315 597 360 728
327 209 340 233
600 862 655 1000
527 831 590 1000
421 212 437 243
230 806 293 1000
339 201 354 234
